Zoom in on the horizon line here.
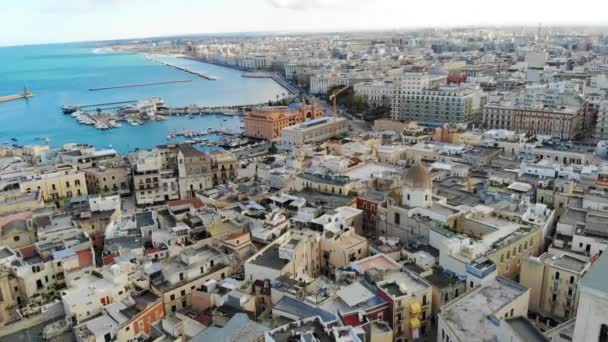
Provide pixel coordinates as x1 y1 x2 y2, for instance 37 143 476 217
2 23 608 48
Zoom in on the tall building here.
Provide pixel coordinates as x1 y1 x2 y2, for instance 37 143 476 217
572 253 608 341
437 277 530 342
177 144 213 199
243 103 325 140
483 104 583 139
595 100 608 140
391 89 479 126
520 252 590 322
132 149 179 206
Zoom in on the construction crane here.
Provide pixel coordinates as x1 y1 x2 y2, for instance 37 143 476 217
328 85 350 138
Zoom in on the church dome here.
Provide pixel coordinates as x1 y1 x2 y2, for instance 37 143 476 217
403 160 432 189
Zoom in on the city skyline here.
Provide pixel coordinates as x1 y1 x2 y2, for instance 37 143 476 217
2 0 608 47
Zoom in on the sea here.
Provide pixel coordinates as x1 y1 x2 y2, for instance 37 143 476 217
0 43 287 153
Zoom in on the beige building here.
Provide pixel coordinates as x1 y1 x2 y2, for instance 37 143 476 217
132 149 179 206
150 245 233 314
0 190 44 215
484 226 543 280
378 270 433 341
520 252 590 322
437 277 530 342
483 104 583 140
0 211 37 250
278 116 349 150
177 144 213 199
19 165 88 207
319 228 368 276
84 165 131 196
245 227 368 283
292 172 362 196
209 151 238 186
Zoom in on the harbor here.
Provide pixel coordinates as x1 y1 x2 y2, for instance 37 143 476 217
60 97 264 130
1 44 287 153
145 56 217 80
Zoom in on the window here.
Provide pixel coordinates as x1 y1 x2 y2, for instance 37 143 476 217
555 272 560 280
394 213 400 225
509 308 514 317
569 276 575 284
444 293 449 302
75 180 81 186
170 294 175 301
181 290 186 296
422 295 427 305
171 305 176 312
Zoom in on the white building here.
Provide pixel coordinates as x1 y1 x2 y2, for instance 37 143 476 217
309 74 349 94
62 263 131 325
353 80 394 108
572 253 608 342
133 150 179 206
437 277 530 342
279 117 349 151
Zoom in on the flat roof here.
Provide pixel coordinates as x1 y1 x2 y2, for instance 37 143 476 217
581 252 608 294
505 317 548 342
440 277 528 342
249 245 289 271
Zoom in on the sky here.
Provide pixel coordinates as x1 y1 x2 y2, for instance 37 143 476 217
1 0 607 46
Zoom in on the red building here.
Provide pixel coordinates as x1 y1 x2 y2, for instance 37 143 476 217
356 191 386 235
117 291 165 338
337 281 392 326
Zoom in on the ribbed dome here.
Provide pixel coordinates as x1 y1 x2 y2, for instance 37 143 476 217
403 160 432 189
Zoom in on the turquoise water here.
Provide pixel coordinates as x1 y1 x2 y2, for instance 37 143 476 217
0 43 286 153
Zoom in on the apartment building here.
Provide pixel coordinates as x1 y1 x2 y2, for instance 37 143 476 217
293 172 362 196
133 149 178 206
84 165 131 196
19 165 87 207
354 80 394 108
572 253 608 342
309 74 349 94
377 270 433 341
177 144 213 199
243 103 325 140
521 252 590 322
209 151 238 186
62 263 132 325
437 277 530 342
150 245 232 314
278 116 349 150
483 104 583 139
595 100 608 140
391 89 479 126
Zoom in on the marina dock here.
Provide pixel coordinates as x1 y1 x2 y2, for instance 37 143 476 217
0 89 33 104
89 79 192 91
146 57 216 80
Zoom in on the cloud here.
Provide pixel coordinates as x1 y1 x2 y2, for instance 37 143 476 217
41 0 148 13
266 0 363 11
